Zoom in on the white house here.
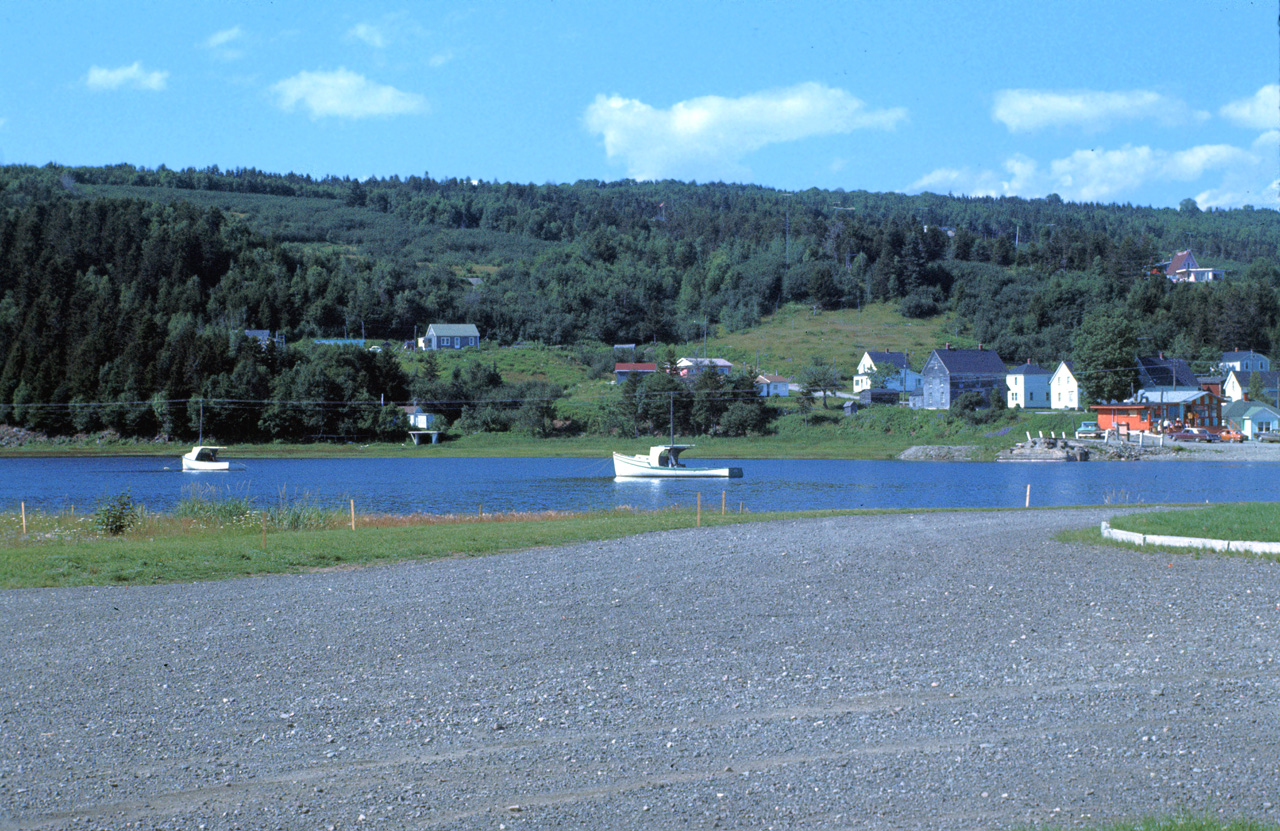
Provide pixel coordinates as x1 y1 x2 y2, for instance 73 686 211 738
419 323 479 350
1006 361 1052 409
1049 361 1082 410
1223 369 1280 402
756 374 790 397
852 351 921 394
676 357 733 377
1150 250 1223 283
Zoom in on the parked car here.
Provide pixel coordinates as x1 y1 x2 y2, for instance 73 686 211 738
1075 421 1103 439
1257 431 1280 443
1217 428 1245 443
1172 427 1220 443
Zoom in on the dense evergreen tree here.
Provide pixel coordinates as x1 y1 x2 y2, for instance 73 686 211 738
1 162 1278 438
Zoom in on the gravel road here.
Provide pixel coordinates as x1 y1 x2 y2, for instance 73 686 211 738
2 509 1278 830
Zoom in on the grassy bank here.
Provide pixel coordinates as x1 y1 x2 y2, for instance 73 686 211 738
1107 503 1280 543
1 502 892 589
1069 818 1279 831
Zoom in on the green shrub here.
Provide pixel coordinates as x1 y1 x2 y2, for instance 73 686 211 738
94 489 140 536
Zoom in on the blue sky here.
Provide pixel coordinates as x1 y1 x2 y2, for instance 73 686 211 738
1 0 1276 209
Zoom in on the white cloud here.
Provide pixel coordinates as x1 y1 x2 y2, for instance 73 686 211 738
348 22 387 48
910 154 1038 198
206 26 243 49
1220 84 1280 130
85 62 168 92
911 141 1272 207
993 89 1207 133
271 68 428 119
1049 144 1251 201
429 51 454 68
583 82 907 181
204 26 245 60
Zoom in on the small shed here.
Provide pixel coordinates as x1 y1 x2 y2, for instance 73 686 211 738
859 388 900 406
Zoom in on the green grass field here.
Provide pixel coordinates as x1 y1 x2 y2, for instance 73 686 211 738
1107 504 1280 543
0 503 898 589
708 300 959 372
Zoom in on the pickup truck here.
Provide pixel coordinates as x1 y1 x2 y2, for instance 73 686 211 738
1074 421 1103 439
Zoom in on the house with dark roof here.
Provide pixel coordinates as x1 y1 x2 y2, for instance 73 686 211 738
853 350 922 394
1005 361 1052 409
920 345 1007 410
1136 353 1199 390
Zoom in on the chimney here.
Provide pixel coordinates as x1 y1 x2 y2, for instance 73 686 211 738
944 342 951 350
978 343 984 351
1026 358 1031 364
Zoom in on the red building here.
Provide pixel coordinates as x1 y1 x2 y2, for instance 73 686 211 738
1091 389 1223 434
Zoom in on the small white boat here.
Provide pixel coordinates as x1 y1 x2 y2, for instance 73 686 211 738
612 445 742 478
181 446 245 472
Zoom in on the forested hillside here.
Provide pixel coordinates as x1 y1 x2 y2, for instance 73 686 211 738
2 162 1278 441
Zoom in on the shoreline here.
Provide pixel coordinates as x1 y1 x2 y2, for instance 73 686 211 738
4 422 1280 462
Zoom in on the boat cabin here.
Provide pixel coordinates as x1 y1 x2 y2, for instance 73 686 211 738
189 446 223 463
650 445 694 468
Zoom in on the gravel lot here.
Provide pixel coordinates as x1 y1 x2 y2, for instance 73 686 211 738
2 508 1278 830
1090 435 1280 460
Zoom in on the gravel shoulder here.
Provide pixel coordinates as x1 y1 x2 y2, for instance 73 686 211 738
1062 436 1280 462
2 508 1278 830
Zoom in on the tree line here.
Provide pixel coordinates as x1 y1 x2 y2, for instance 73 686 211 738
2 163 1277 440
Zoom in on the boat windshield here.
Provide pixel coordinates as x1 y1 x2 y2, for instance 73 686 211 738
195 448 219 462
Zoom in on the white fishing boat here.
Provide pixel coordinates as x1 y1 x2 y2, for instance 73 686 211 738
612 445 742 478
181 446 245 472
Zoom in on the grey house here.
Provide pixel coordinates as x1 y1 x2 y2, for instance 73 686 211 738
920 345 1007 410
419 323 480 350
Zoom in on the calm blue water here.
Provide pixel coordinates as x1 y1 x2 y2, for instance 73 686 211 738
1 455 1275 515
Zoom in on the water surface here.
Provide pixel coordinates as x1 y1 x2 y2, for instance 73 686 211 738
1 455 1273 515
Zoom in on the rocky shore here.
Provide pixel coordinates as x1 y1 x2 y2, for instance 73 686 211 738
2 508 1277 830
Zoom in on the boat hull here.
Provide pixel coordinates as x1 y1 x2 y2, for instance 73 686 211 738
181 458 244 471
181 446 245 471
612 452 742 478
